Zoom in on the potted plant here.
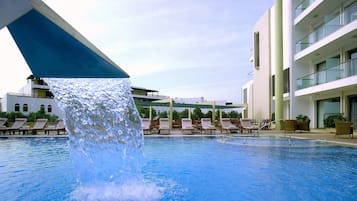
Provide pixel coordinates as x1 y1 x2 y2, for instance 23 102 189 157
296 114 310 131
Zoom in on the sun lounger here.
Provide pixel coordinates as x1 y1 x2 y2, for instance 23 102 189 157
159 118 170 135
142 118 152 135
0 118 27 134
20 118 48 134
220 118 239 133
181 118 195 134
201 118 216 134
260 119 271 130
44 119 66 135
240 119 259 133
0 118 8 128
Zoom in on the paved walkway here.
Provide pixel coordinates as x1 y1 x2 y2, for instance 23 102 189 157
146 128 357 147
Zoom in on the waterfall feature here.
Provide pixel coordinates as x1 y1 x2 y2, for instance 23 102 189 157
45 78 162 201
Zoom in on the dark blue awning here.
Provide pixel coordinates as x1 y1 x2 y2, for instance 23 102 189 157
6 3 128 78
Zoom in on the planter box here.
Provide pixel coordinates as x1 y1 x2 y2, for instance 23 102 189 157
296 120 310 131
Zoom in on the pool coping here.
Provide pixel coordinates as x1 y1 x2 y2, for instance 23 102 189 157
1 129 356 147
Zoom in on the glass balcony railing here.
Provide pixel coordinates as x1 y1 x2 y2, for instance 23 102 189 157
295 2 356 53
296 59 357 90
295 0 316 17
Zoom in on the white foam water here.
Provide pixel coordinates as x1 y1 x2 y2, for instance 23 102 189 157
70 181 163 201
45 78 162 201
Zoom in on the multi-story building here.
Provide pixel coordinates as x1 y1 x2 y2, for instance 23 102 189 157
243 0 357 128
1 77 169 118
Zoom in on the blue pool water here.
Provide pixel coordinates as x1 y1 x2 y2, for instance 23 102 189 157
0 136 356 201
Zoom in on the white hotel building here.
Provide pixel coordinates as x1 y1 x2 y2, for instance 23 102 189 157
242 0 357 128
1 77 169 118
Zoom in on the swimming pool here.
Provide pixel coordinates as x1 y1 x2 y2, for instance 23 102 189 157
0 136 356 201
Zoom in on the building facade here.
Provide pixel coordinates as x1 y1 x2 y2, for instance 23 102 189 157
243 0 357 128
1 77 169 118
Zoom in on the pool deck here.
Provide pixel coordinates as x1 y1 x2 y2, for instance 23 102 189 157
1 128 357 147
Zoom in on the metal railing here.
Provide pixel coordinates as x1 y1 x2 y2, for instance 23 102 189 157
295 0 316 17
295 2 356 53
296 59 357 90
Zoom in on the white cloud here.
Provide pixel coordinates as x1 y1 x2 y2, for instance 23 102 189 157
0 28 32 96
0 0 274 103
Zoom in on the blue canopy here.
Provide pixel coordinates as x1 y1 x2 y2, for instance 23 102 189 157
6 3 128 78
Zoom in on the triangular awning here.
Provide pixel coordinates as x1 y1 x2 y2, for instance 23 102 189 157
1 0 129 78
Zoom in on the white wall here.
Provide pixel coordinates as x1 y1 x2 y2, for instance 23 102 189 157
252 10 272 121
4 94 63 118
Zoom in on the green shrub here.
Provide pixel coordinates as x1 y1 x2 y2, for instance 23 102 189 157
204 111 212 118
27 110 58 122
296 114 309 121
0 112 7 118
172 110 179 120
217 111 228 119
136 105 157 119
179 109 190 118
323 114 346 128
159 111 168 118
192 108 204 120
7 112 26 122
228 111 239 118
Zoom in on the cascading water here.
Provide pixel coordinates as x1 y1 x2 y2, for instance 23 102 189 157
45 78 162 201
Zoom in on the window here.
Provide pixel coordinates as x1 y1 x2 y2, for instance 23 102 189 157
272 70 289 95
316 61 327 85
47 105 52 113
349 48 357 59
348 48 357 76
23 104 28 112
272 75 275 96
345 2 357 24
14 103 20 112
283 68 290 93
243 88 248 104
40 104 45 112
253 32 260 69
317 97 340 128
316 55 341 84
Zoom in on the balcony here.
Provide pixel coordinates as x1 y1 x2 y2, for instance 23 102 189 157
296 59 357 90
31 82 50 90
295 2 357 53
295 0 316 17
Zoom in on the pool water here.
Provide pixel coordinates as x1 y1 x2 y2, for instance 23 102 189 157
0 137 356 201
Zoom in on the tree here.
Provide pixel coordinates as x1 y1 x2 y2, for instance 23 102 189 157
159 111 168 118
179 109 190 118
136 105 157 119
228 111 239 118
215 111 228 120
172 110 179 120
137 105 149 118
6 112 26 122
192 107 203 120
204 110 212 118
27 109 58 122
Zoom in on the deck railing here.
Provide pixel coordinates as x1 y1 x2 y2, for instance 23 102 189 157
295 2 356 53
295 0 316 17
296 59 357 90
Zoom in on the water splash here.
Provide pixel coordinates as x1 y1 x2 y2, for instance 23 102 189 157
45 78 162 201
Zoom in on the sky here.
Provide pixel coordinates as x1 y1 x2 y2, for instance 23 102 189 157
0 0 274 103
